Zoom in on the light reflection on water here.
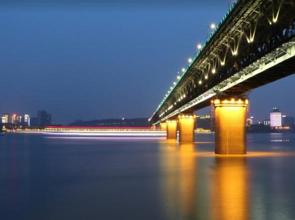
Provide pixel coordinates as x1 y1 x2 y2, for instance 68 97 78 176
270 133 291 143
211 157 248 220
1 133 295 220
158 136 295 220
159 142 250 220
159 143 197 220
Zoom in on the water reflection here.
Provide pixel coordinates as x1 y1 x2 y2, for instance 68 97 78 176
270 133 290 143
211 157 249 220
159 141 250 220
159 142 197 220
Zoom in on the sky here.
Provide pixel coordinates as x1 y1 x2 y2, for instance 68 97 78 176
0 1 295 124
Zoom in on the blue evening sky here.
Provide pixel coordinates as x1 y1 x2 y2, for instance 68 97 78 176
0 1 294 123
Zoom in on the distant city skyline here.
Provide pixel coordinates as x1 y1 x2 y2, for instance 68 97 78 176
1 105 294 125
0 2 295 123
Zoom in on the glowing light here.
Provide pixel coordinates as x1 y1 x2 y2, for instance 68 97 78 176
246 26 256 44
212 68 216 74
205 75 208 80
213 99 220 105
188 58 193 64
232 50 238 56
210 22 217 30
247 37 254 43
272 2 282 24
213 98 249 107
182 68 186 73
173 82 176 85
222 99 229 104
220 60 225 66
196 43 202 50
198 80 202 85
177 75 181 80
40 128 166 138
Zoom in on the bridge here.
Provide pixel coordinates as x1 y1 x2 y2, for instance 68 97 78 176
149 0 295 154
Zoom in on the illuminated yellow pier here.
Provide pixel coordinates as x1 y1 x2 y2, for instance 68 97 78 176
213 98 248 154
160 122 167 131
166 120 178 140
178 114 196 143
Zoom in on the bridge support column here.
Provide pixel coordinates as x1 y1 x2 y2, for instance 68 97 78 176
213 98 248 154
166 120 178 140
160 122 167 131
178 114 196 143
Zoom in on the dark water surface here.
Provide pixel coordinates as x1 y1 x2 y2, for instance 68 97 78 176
1 133 295 220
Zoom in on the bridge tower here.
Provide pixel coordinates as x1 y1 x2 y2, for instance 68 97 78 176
212 98 248 154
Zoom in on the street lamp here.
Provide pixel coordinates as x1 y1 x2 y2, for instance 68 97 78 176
210 22 217 30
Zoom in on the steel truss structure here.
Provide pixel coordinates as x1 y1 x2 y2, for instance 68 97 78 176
150 0 295 124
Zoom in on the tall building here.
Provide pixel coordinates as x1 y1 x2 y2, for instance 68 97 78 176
1 114 9 124
263 120 270 126
270 108 282 128
10 114 18 125
30 117 40 127
23 114 31 127
16 115 22 124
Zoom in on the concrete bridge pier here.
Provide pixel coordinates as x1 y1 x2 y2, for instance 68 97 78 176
160 122 167 131
178 114 196 143
166 120 178 141
212 98 248 154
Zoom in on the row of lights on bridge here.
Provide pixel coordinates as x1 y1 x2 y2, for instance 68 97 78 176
151 0 283 123
149 0 244 121
156 22 218 117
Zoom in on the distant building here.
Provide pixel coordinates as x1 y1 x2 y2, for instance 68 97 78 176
263 120 270 126
270 108 282 128
197 114 212 130
246 116 254 127
23 114 31 127
16 115 22 124
30 117 40 127
10 114 18 125
282 115 295 128
1 114 9 124
37 110 52 127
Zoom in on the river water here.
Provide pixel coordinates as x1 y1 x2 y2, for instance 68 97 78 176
1 133 295 220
